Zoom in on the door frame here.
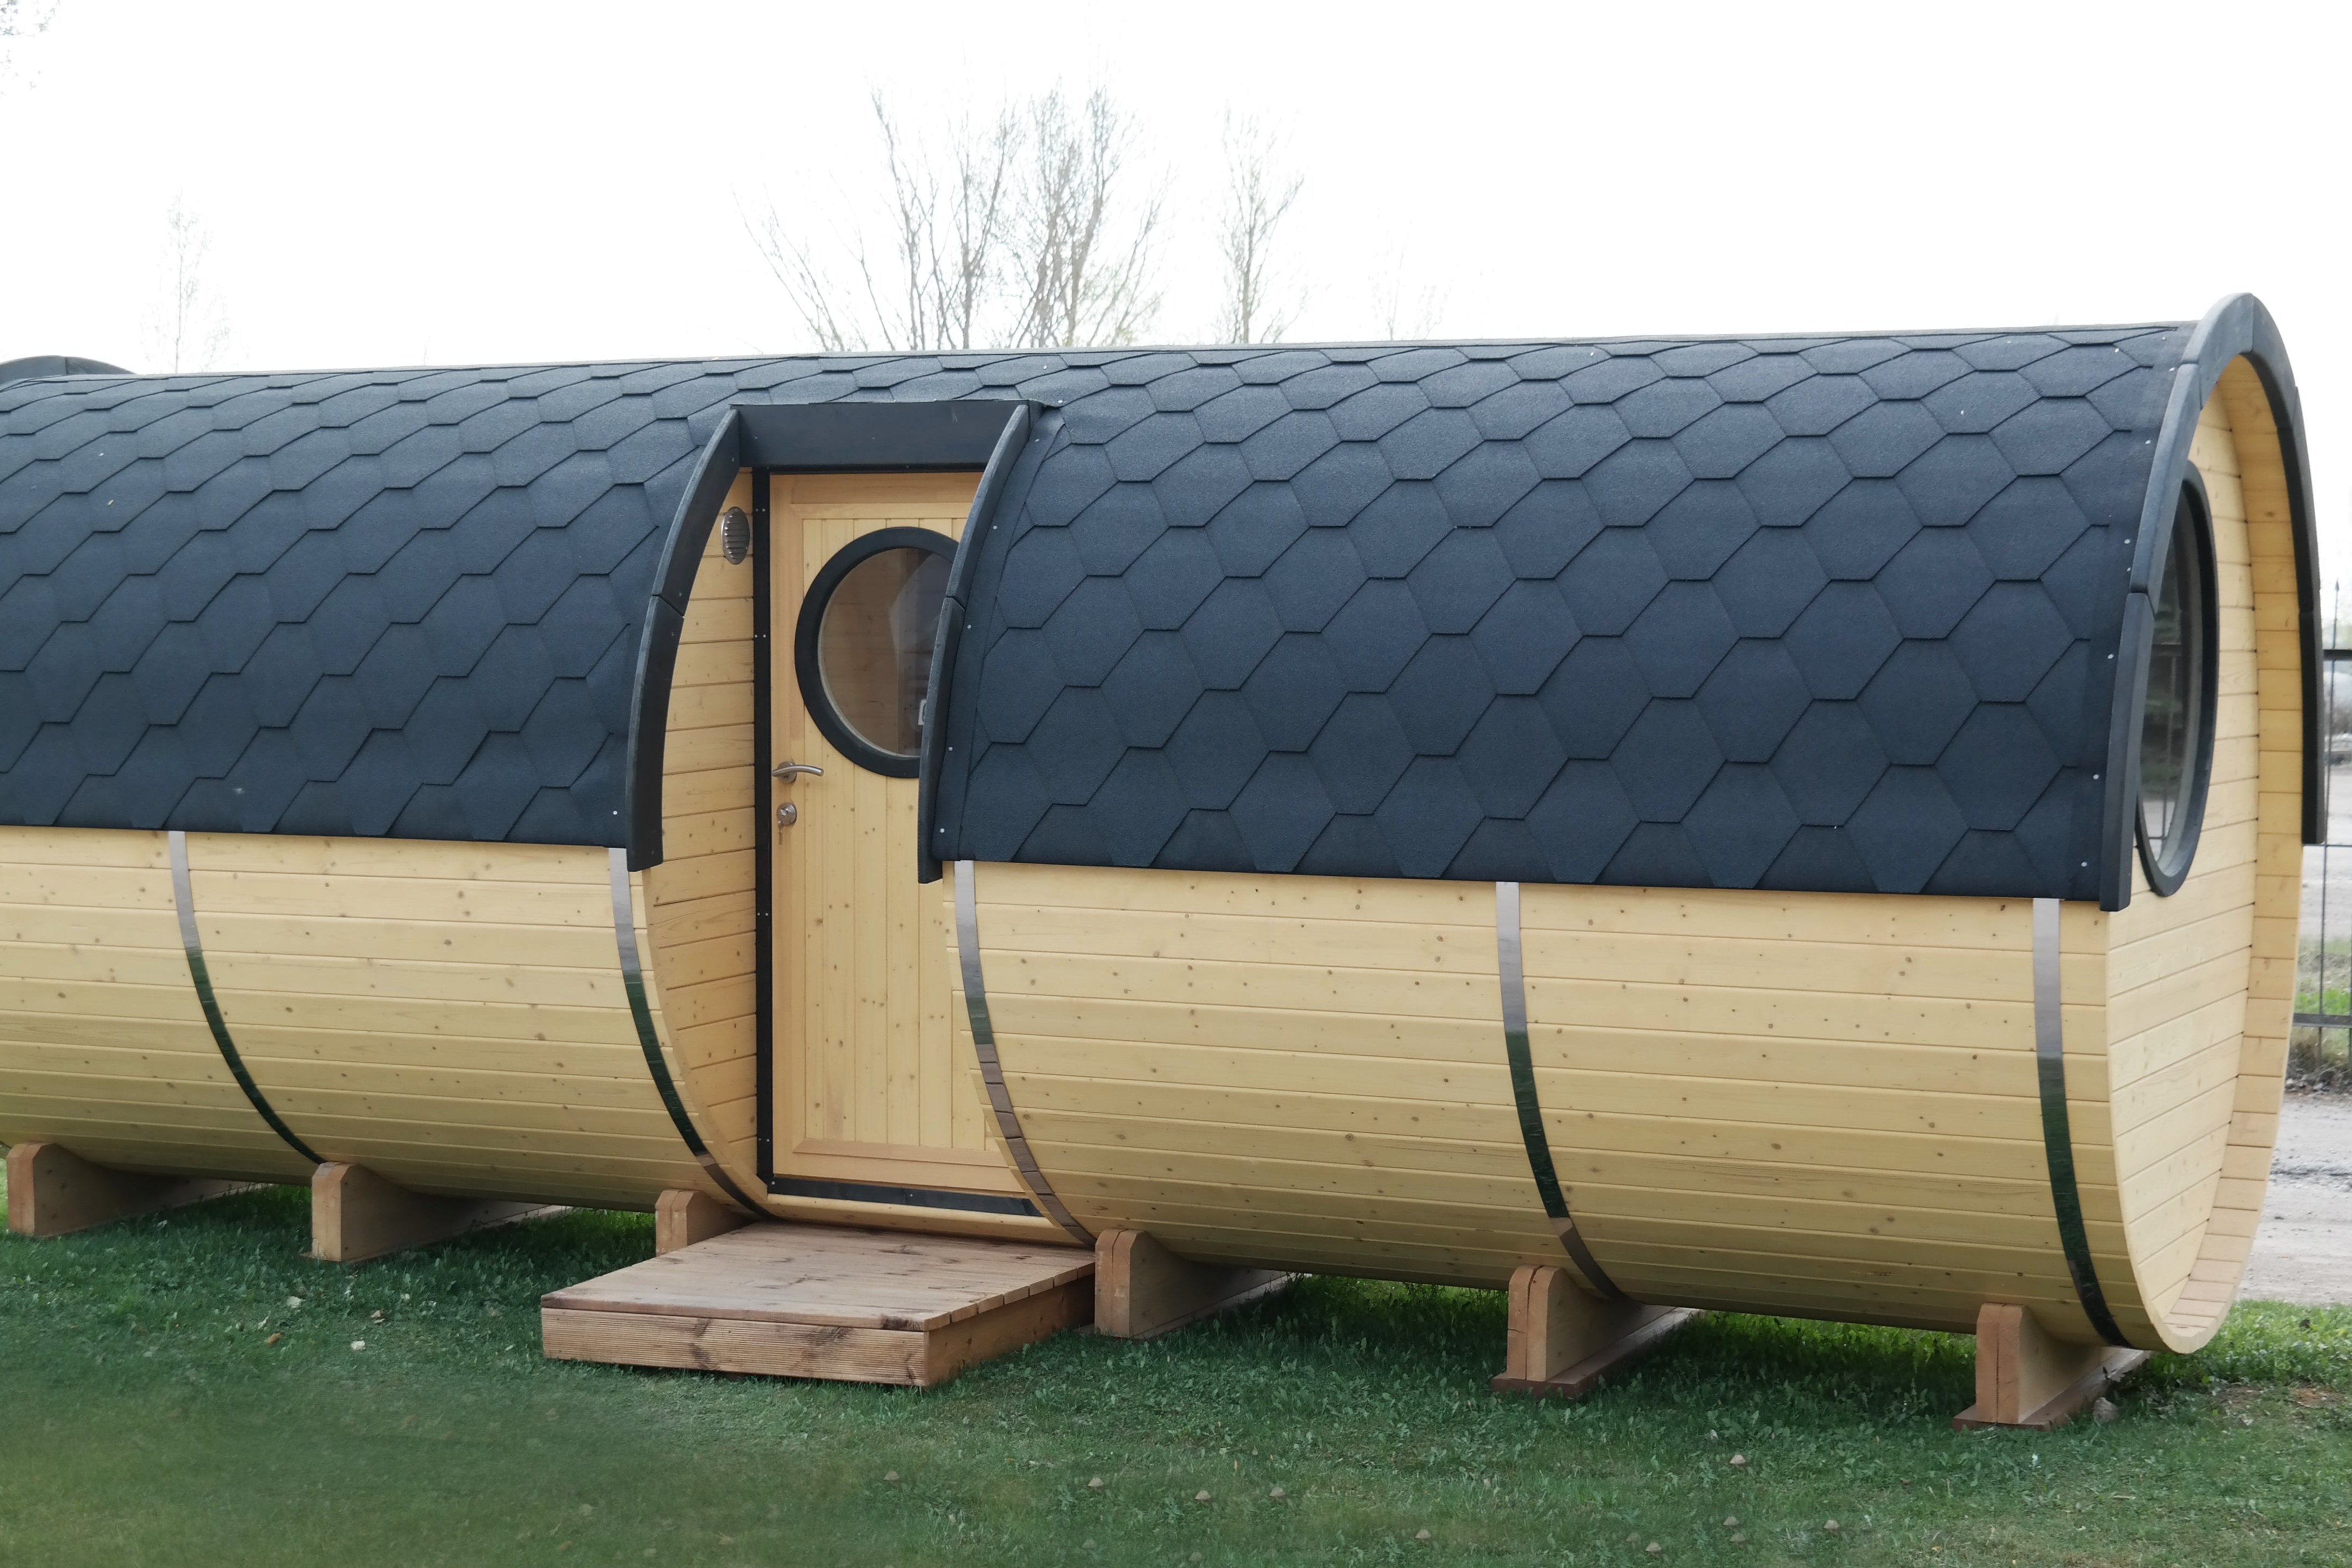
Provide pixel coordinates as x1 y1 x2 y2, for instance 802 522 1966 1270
747 461 1039 1217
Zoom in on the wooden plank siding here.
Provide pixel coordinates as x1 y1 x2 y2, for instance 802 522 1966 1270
636 469 769 1210
1514 885 2088 1333
0 826 313 1183
186 834 700 1208
962 864 1561 1286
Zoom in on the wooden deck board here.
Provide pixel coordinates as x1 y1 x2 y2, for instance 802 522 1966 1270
541 1222 1093 1385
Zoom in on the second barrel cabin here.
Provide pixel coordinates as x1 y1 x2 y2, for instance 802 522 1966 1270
0 296 2319 1403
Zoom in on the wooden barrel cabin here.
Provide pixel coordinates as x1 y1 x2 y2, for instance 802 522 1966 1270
0 296 2319 1397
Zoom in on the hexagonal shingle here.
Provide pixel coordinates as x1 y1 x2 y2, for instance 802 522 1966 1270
1696 642 1811 763
1387 637 1495 754
1874 529 1993 638
1859 642 1979 764
1042 578 1145 686
1624 583 1737 698
1581 441 1695 528
1407 529 1514 634
1373 757 1486 878
1559 530 1667 636
1180 579 1285 689
1242 635 1348 751
1309 694 1415 813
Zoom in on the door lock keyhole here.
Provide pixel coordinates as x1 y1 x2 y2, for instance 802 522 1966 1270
771 761 820 836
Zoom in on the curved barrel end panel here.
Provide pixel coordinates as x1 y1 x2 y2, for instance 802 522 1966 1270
2079 342 2312 1355
0 827 314 1186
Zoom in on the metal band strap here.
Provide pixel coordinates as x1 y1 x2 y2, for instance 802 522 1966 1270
1496 881 1625 1301
953 860 1092 1244
168 831 322 1165
609 849 762 1215
2032 896 2129 1347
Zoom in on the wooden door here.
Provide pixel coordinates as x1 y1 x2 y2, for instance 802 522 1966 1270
767 473 1021 1200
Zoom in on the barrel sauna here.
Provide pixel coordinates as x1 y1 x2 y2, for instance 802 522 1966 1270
0 297 2318 1376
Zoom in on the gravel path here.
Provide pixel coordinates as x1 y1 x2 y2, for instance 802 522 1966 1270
2242 1093 2352 1305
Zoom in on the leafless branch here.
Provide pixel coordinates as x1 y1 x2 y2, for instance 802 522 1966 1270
744 85 1162 353
0 0 59 89
940 105 1018 351
1213 112 1303 345
739 191 863 353
1369 245 1446 341
144 197 230 373
742 96 1023 354
1009 87 1162 348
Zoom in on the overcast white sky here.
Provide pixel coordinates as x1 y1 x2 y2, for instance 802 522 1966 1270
6 0 2347 577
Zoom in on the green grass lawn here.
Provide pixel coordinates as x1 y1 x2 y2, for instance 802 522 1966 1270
3 1185 2350 1567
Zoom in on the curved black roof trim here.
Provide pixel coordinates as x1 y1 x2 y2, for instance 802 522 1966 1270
924 311 2315 901
623 400 1019 868
917 402 1036 883
2093 294 2322 906
626 407 743 866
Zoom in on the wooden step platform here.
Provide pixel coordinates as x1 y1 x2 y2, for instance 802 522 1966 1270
541 1222 1093 1387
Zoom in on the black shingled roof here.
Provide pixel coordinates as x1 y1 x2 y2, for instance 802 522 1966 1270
0 299 2319 906
922 303 2319 905
0 355 1087 843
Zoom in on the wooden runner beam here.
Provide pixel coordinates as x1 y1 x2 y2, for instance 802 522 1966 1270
311 1162 549 1264
1490 1263 1696 1400
1092 1229 1291 1340
656 1188 752 1255
4 1141 248 1238
1952 1302 2149 1430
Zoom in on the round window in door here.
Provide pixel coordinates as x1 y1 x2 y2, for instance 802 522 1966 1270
2135 473 2219 896
794 527 956 777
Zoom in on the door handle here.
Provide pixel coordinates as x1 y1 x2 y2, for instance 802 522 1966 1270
772 762 824 783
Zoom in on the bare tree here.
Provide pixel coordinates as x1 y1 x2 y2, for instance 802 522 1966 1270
932 103 1019 351
1369 245 1446 341
1006 87 1162 349
748 85 1161 353
1212 112 1302 345
145 197 230 373
743 95 1018 354
0 0 58 89
743 194 861 353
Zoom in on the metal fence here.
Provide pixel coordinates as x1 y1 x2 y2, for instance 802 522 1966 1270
2291 596 2351 1087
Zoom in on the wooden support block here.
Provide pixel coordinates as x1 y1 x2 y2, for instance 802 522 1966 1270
656 1188 752 1256
4 1141 248 1238
311 1161 548 1264
1092 1229 1291 1340
1489 1262 1697 1400
542 1223 1095 1387
1953 1302 2149 1430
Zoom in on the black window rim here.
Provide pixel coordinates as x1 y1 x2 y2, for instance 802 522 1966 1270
794 527 958 778
2134 470 2220 897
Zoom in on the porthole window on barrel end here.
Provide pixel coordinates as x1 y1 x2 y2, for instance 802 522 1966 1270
794 528 956 777
2136 475 2220 896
